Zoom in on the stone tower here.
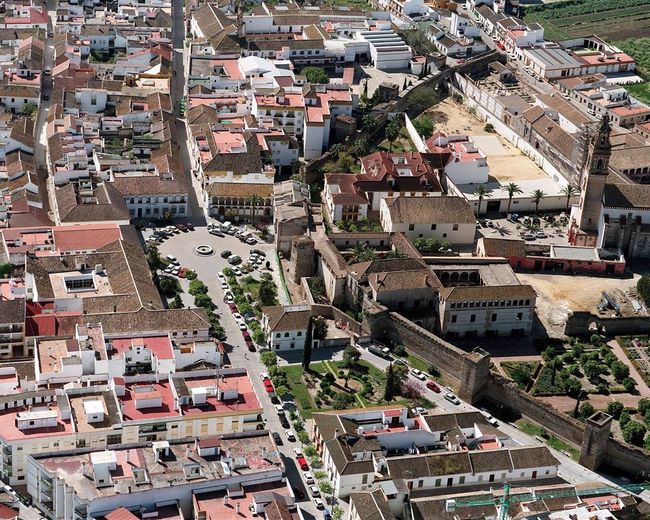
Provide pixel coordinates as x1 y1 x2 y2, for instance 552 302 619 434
458 348 491 404
579 411 612 470
575 115 612 234
289 235 315 283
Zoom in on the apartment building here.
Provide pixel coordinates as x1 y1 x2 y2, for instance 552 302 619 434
0 299 24 358
27 433 283 520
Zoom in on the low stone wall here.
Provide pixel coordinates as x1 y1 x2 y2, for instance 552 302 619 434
565 311 650 336
311 303 367 337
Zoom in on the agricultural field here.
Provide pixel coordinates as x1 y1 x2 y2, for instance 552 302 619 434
523 0 650 42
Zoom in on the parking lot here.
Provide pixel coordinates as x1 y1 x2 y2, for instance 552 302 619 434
477 215 571 246
142 225 331 519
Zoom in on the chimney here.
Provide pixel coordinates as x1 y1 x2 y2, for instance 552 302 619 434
236 503 240 514
224 496 229 507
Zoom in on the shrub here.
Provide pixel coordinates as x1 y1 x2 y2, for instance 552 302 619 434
637 274 650 306
332 393 355 409
185 270 197 280
427 364 440 377
622 377 637 393
324 373 336 384
579 402 594 419
194 294 213 309
261 351 277 367
393 345 407 357
638 398 650 417
484 123 495 133
595 383 609 395
607 401 624 419
188 279 208 296
622 421 646 446
611 361 630 382
619 411 631 428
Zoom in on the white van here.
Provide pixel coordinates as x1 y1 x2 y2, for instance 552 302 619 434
165 255 179 265
222 221 232 230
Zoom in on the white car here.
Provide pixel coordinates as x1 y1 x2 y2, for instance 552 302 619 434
217 272 226 280
481 410 498 426
410 368 426 381
286 430 296 442
445 392 461 405
239 322 247 331
246 236 257 245
233 267 242 276
314 498 324 509
275 404 285 415
293 447 303 457
303 472 314 484
309 485 320 497
261 371 270 380
233 313 243 322
220 281 229 290
224 290 234 303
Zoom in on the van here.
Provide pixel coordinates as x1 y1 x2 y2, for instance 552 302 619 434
165 255 179 265
222 221 232 230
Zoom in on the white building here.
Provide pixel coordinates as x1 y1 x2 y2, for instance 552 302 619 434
262 304 311 351
356 31 412 70
379 196 476 245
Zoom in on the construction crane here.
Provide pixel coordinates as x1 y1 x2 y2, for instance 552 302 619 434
446 482 650 520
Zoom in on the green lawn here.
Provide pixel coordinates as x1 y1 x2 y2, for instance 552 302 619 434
284 365 325 419
517 420 579 460
626 82 650 105
531 365 565 395
407 354 430 374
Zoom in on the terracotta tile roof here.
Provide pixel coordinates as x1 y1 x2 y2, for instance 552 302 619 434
440 284 536 303
369 270 441 292
55 183 130 223
383 196 475 224
206 182 273 198
603 182 650 209
262 305 310 332
479 237 526 258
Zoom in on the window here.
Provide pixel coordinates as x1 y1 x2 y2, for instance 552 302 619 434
470 314 476 322
517 312 523 320
491 313 497 322
435 479 441 487
362 474 368 484
431 224 437 230
276 333 281 338
453 224 459 231
297 331 302 336
459 476 465 484
284 332 290 337
451 315 457 323
408 224 415 231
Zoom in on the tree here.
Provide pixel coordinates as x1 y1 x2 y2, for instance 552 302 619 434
531 189 546 213
298 430 311 444
303 67 329 84
261 351 278 367
584 360 604 381
384 364 397 402
185 270 197 281
313 470 328 480
622 421 647 446
274 385 289 398
542 346 557 362
385 123 401 152
319 480 333 495
350 241 377 263
194 293 213 309
619 411 631 428
579 402 594 419
304 445 318 458
473 184 493 216
169 294 184 309
561 185 579 213
401 380 424 405
362 114 378 133
352 138 370 158
331 506 344 520
147 246 163 270
253 328 266 345
22 102 38 117
303 317 313 371
257 279 277 306
159 277 178 296
611 361 630 383
505 183 523 214
343 345 361 367
0 263 12 280
384 248 405 259
607 401 624 419
313 316 328 340
622 377 637 393
413 114 434 138
246 195 262 225
188 279 208 296
638 398 650 417
638 275 650 306
564 377 582 397
331 393 355 409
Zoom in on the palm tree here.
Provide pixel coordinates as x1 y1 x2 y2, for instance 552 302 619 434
350 242 377 263
473 184 493 216
531 189 546 214
505 182 523 215
246 195 262 224
560 185 579 213
384 248 405 259
385 123 400 152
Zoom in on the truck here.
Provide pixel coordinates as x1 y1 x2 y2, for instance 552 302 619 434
367 345 391 358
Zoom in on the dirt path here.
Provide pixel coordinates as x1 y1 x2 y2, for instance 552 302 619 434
539 393 643 412
609 339 650 397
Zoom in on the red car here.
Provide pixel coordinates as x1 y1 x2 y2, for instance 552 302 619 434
246 341 256 352
296 456 309 471
242 331 251 340
229 303 238 312
264 380 274 393
178 267 188 278
426 380 441 393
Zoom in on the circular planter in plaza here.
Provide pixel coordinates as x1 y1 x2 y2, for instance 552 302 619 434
195 245 214 256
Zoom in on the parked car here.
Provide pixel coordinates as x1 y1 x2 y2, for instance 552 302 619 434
250 249 265 257
186 223 195 231
279 415 290 428
165 255 179 265
535 230 547 238
228 255 242 265
285 430 296 442
394 358 408 367
309 486 320 497
411 406 427 415
303 472 314 485
426 380 441 393
275 404 285 415
233 267 242 276
220 281 229 290
264 380 274 393
314 498 324 509
220 250 232 258
410 368 426 381
217 272 226 281
209 229 224 237
246 341 255 352
178 267 188 278
292 487 304 499
522 232 536 241
298 457 309 471
272 432 283 446
445 392 460 405
246 236 257 245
